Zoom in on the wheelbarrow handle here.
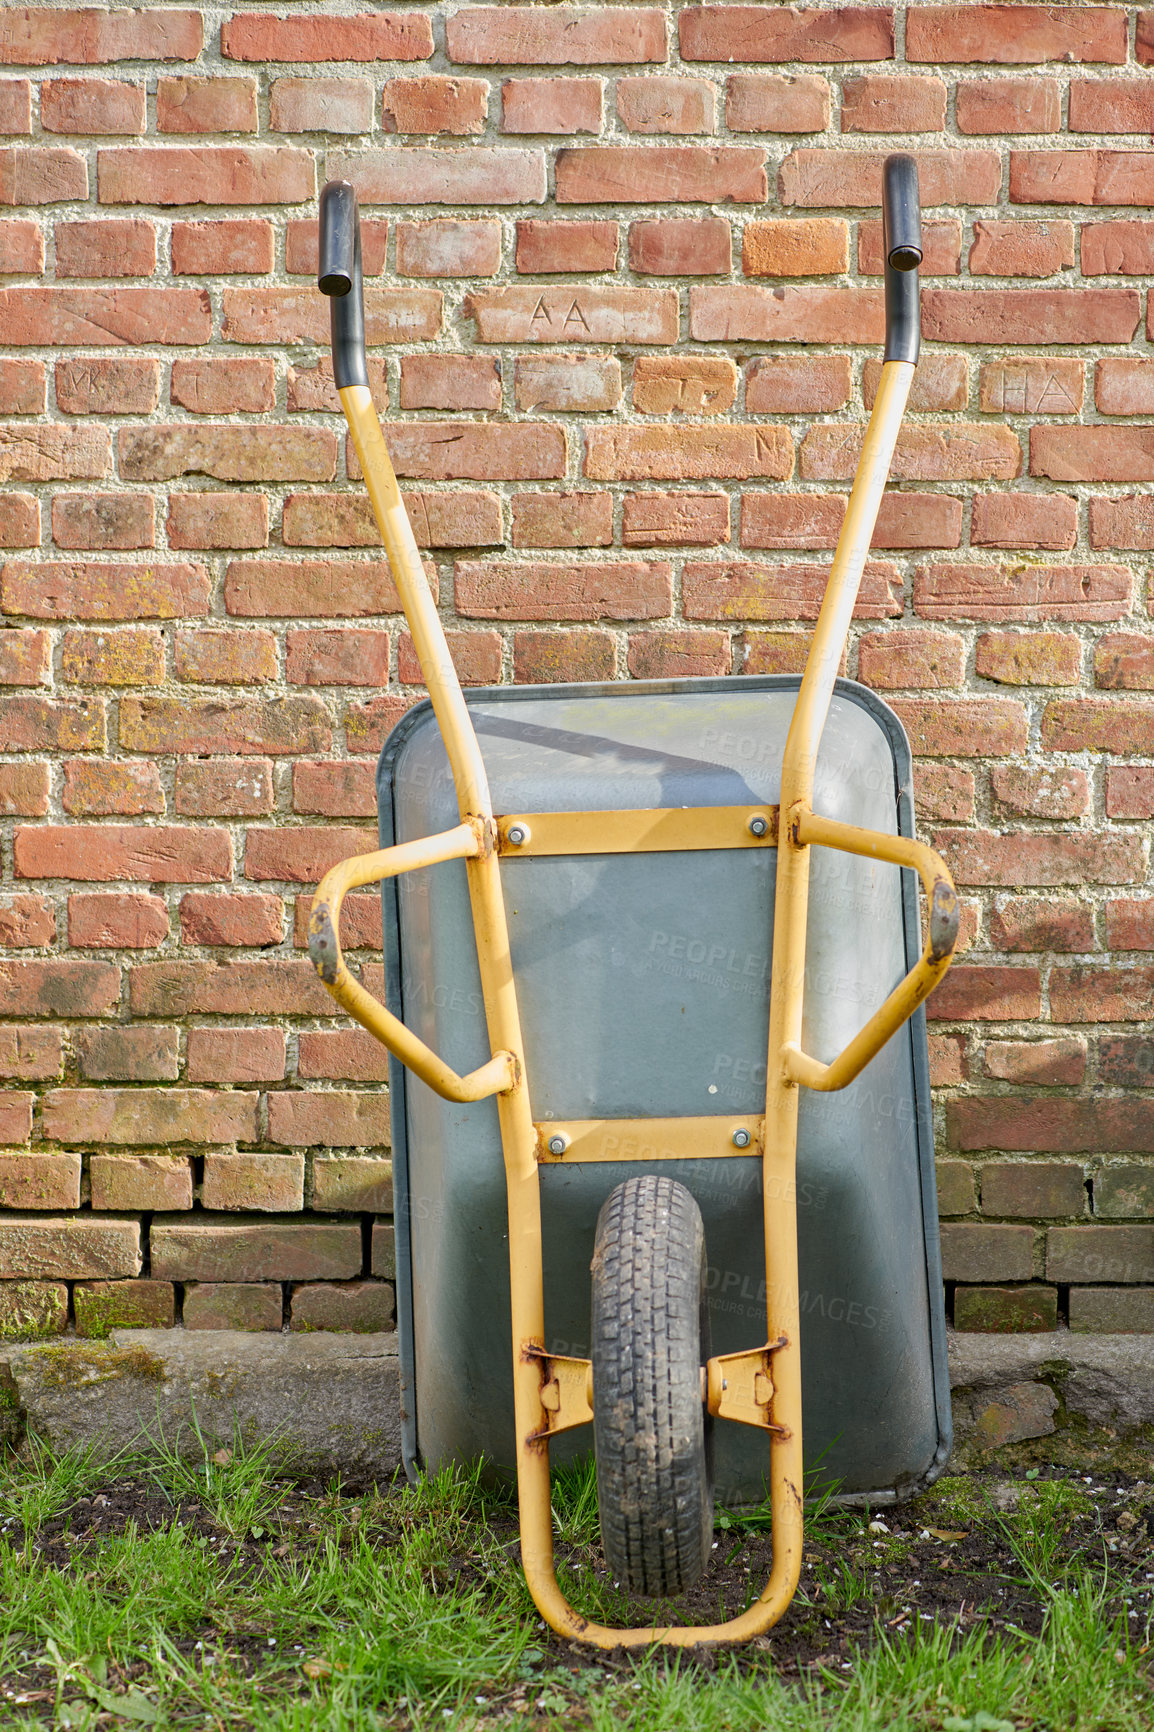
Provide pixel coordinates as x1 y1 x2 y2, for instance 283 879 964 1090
318 178 369 390
882 152 921 366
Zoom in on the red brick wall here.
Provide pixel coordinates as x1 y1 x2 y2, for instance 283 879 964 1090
1 3 1152 1342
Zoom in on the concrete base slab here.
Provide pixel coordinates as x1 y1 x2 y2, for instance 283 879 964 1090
2 1327 1152 1479
4 1329 402 1479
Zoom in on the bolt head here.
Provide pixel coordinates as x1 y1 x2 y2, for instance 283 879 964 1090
507 824 529 846
748 814 768 838
547 1134 567 1156
732 1127 751 1149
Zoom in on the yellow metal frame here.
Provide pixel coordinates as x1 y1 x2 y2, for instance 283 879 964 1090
309 361 959 1648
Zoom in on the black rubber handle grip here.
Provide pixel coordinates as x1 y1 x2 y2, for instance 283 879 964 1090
318 179 368 391
882 153 921 365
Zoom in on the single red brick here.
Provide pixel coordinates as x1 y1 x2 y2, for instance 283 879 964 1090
908 6 1125 64
44 1086 258 1148
285 628 390 688
988 895 1096 953
1043 697 1154 754
455 558 670 621
1010 149 1154 207
780 147 999 208
0 763 49 818
1089 494 1154 549
97 144 313 207
683 560 901 623
990 765 1089 820
585 425 791 483
54 216 154 278
222 11 434 62
290 1279 395 1332
512 492 613 549
939 1224 1035 1284
170 356 274 415
617 75 714 134
743 218 847 277
203 1152 303 1213
60 626 165 686
0 494 39 549
680 6 894 63
971 493 1077 552
17 825 230 884
5 560 207 625
0 424 107 481
914 561 1129 623
90 1155 192 1212
513 629 616 683
467 284 675 344
936 1155 976 1209
1094 632 1154 690
626 630 730 679
224 558 410 620
941 828 1142 889
556 146 766 205
745 355 851 414
62 759 163 817
183 1284 283 1330
633 356 736 415
52 495 153 553
889 697 1027 756
741 632 819 676
244 827 376 886
449 7 665 65
345 694 420 755
1053 966 1154 1025
858 216 962 276
291 760 376 818
68 892 169 949
282 489 500 550
0 693 105 751
76 1025 179 1083
975 631 1082 686
0 628 48 686
156 77 257 134
186 1026 285 1085
297 1030 389 1083
501 77 602 135
0 79 32 135
622 492 730 548
0 958 120 1018
1106 898 1154 952
960 1105 1154 1165
515 218 617 272
1069 77 1154 133
0 357 45 413
397 355 502 411
0 217 44 273
166 494 269 552
0 1153 78 1208
174 628 277 686
1096 1037 1154 1091
925 288 1138 345
1096 357 1154 417
377 420 567 481
326 144 544 206
269 77 373 136
693 284 882 345
0 893 54 947
0 143 88 202
120 423 335 484
803 423 1020 483
628 217 732 276
1081 219 1154 276
916 765 975 823
171 758 273 817
292 892 381 950
745 487 956 554
862 353 968 413
841 72 945 132
54 356 159 416
927 965 1042 1023
74 1279 174 1333
2 9 202 64
955 77 1060 133
857 629 964 690
969 219 1074 278
179 891 282 949
726 72 830 133
984 1039 1087 1087
267 1090 391 1150
171 218 273 275
396 219 500 277
383 75 488 135
120 694 329 756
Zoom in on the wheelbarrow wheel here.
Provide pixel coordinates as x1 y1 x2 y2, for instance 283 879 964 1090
590 1174 713 1598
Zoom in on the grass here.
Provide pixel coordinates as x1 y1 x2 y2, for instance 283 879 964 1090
0 1433 1149 1731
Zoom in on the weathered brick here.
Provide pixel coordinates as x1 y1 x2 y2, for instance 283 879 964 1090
726 72 829 133
0 890 51 946
0 1154 77 1210
956 1100 1154 1158
863 353 968 414
170 356 274 417
174 759 273 819
53 495 154 553
684 560 901 623
291 760 377 816
74 1280 174 1336
802 423 1020 483
0 218 42 273
156 77 257 135
467 284 675 345
515 218 617 272
692 284 880 346
0 358 45 414
69 891 169 949
447 8 666 65
622 493 729 549
396 220 500 278
98 144 312 208
0 144 88 203
938 1224 1034 1284
311 1158 393 1215
326 146 544 207
203 1152 304 1213
1081 219 1154 276
680 7 894 63
628 216 732 276
981 1162 1087 1219
556 145 765 205
1010 150 1154 207
1106 899 1154 952
969 219 1073 278
0 1026 62 1081
742 218 846 278
2 10 203 66
984 1039 1087 1087
1042 697 1154 755
1106 766 1154 818
90 1155 192 1212
244 827 376 887
55 216 155 278
0 694 105 751
0 426 110 483
780 147 999 208
745 355 851 414
152 1214 362 1284
916 765 975 823
0 629 48 686
183 1283 282 1331
223 9 431 60
1068 1287 1154 1332
0 494 39 549
1096 358 1154 418
1048 1227 1154 1285
171 218 273 275
0 80 32 135
975 631 1081 687
954 1286 1057 1333
179 892 282 949
455 559 670 621
502 78 602 135
990 765 1089 820
1053 967 1154 1026
16 825 229 884
76 1025 179 1083
585 425 791 483
119 425 335 485
925 964 1041 1022
940 828 1142 889
0 764 50 818
297 1030 390 1083
58 356 160 415
285 629 389 688
514 630 614 681
857 628 963 689
43 1088 258 1148
626 630 730 679
741 632 813 676
290 1280 395 1333
292 894 381 952
0 1216 140 1281
914 562 1128 623
514 355 621 412
383 75 487 136
376 421 567 482
937 1159 976 1217
841 72 945 132
955 77 1060 133
371 1221 396 1278
925 289 1138 346
269 77 373 136
0 1280 66 1339
224 286 439 345
512 492 613 549
186 1027 286 1085
120 695 329 757
174 629 277 687
0 284 205 349
1094 632 1154 691
906 7 1126 65
62 760 163 817
632 357 735 417
970 493 1077 552
1094 1165 1154 1220
225 558 410 620
61 626 165 687
617 75 714 135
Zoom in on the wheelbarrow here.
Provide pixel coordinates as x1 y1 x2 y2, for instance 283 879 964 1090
308 153 959 1647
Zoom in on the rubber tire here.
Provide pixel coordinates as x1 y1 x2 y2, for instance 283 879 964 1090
590 1174 713 1598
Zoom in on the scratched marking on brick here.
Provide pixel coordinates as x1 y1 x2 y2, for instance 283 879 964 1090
464 286 678 344
979 361 1083 415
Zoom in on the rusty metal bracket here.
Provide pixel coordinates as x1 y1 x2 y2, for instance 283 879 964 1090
705 1338 790 1433
523 1345 594 1445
